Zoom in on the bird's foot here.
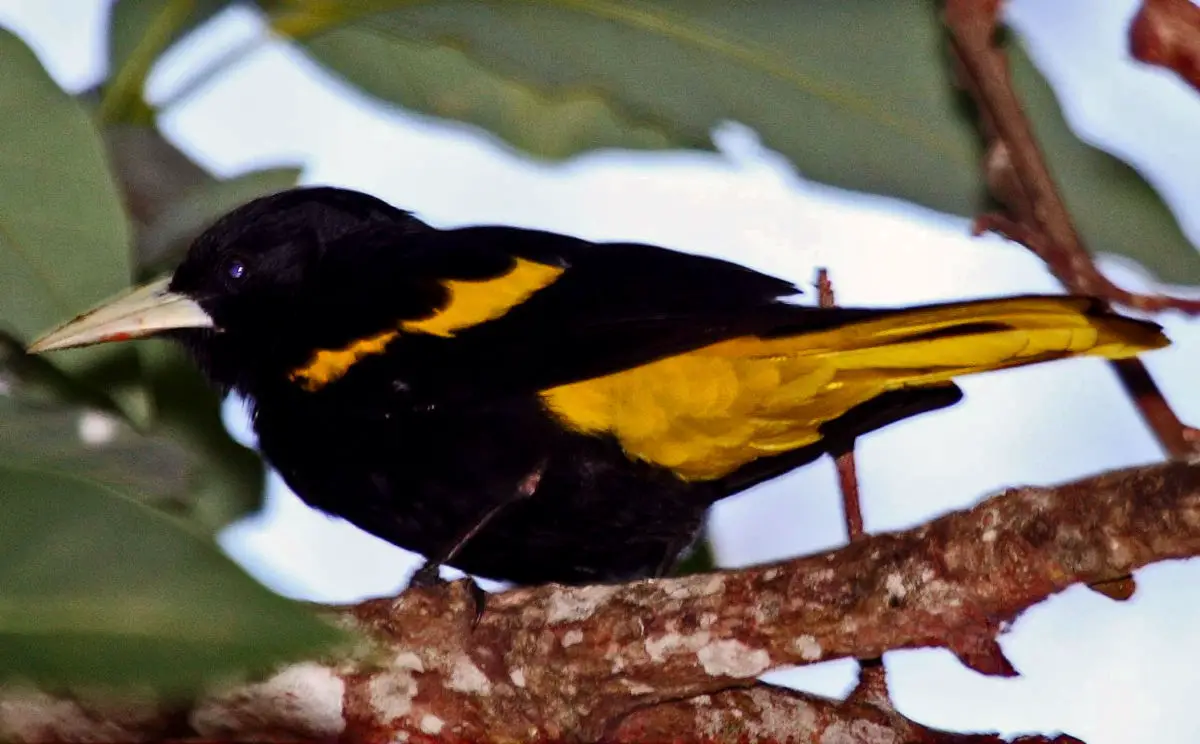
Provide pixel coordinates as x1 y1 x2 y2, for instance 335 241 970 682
408 561 444 590
407 563 488 627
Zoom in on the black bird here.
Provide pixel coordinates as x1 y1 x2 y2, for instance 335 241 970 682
29 187 1169 586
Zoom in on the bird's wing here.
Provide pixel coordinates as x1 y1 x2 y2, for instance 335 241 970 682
303 226 1168 482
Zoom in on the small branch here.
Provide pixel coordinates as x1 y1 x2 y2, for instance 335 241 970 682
814 266 837 311
1110 357 1200 460
816 269 866 542
834 451 864 540
4 461 1198 742
817 268 893 708
945 3 1200 315
944 0 1200 461
1131 0 1200 93
972 214 1200 315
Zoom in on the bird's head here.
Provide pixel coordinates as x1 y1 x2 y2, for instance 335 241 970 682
28 186 430 395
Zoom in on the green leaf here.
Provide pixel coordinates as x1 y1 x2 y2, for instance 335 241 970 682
104 124 214 230
104 0 235 123
139 339 267 528
138 167 303 275
0 465 342 693
260 1 1200 284
0 396 193 511
100 124 302 276
0 29 148 416
287 23 674 156
0 333 127 418
0 341 265 531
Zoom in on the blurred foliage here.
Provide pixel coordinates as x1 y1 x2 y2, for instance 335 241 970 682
259 0 1200 283
0 465 342 693
0 22 310 694
103 0 235 123
0 28 145 421
0 0 1196 695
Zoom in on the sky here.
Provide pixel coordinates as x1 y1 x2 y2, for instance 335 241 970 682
2 1 1199 741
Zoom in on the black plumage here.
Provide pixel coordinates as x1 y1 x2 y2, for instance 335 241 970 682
30 187 1169 585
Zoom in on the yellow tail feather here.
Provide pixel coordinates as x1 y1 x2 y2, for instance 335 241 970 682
541 296 1168 480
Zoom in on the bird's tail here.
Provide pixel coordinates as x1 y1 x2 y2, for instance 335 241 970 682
542 295 1167 484
710 295 1166 491
752 294 1168 383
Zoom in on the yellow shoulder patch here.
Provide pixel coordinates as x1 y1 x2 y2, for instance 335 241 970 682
401 257 564 337
289 329 399 392
288 257 563 392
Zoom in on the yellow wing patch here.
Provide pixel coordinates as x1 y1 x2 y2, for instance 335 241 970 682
401 257 564 337
288 257 564 391
289 329 399 391
540 296 1167 481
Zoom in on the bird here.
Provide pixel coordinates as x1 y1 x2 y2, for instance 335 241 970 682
29 186 1169 587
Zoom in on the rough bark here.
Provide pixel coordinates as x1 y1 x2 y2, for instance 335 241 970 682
2 461 1197 743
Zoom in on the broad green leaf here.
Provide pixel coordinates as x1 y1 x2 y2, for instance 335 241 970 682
101 125 302 275
104 124 214 230
0 333 126 418
0 397 192 511
260 1 1200 284
0 29 147 416
0 341 265 530
93 128 279 527
282 22 674 156
138 167 303 274
104 0 235 123
0 465 342 693
138 339 266 528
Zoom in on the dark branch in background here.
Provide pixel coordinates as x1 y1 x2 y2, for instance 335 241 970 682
4 461 1196 743
971 214 1200 316
1131 0 1200 93
943 0 1200 468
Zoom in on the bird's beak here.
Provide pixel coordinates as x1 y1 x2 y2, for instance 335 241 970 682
26 277 215 354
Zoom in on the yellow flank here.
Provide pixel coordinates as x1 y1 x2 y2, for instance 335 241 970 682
289 329 399 391
401 258 565 337
539 297 1168 481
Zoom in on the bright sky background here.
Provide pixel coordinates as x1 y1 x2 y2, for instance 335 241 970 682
3 1 1199 741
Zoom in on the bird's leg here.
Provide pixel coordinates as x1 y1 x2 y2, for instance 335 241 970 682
408 460 548 621
652 516 711 578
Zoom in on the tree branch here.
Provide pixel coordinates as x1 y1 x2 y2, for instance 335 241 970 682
3 461 1197 742
612 685 1083 743
943 0 1200 462
944 0 1200 312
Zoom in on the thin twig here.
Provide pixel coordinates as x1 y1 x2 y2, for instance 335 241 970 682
816 268 888 698
816 269 866 542
944 0 1200 461
972 214 1200 315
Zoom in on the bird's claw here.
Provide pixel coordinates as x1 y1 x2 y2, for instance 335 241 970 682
407 563 488 628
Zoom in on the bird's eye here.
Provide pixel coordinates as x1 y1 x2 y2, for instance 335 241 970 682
226 259 248 281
